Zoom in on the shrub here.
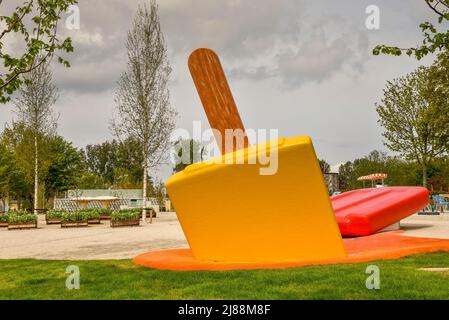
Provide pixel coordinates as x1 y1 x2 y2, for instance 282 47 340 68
9 210 31 216
111 211 140 222
0 214 9 223
75 208 109 218
47 210 66 219
96 208 113 216
7 213 37 224
62 211 90 222
79 209 100 220
122 208 154 217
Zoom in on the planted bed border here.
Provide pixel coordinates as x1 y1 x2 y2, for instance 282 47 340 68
8 221 38 230
46 217 63 225
88 218 101 225
111 220 140 228
61 221 89 228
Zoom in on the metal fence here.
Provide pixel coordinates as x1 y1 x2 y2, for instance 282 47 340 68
54 199 131 212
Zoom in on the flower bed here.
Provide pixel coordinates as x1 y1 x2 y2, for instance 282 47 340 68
61 211 89 228
46 210 65 225
97 208 113 221
110 211 140 228
60 209 103 227
7 213 38 230
83 209 101 225
127 208 157 219
61 221 89 228
0 214 8 228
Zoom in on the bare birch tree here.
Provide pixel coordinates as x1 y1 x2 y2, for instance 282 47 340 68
14 61 58 214
112 1 176 224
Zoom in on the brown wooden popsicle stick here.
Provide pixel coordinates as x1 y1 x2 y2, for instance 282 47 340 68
188 48 249 154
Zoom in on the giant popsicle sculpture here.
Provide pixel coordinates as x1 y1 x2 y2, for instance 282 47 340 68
164 48 346 263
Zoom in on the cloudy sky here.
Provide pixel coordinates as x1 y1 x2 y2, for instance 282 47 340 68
0 0 439 179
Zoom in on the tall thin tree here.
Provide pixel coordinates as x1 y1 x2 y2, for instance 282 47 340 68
112 1 176 224
14 61 58 214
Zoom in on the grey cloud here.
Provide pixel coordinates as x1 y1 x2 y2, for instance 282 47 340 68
275 32 353 87
0 0 439 181
160 0 370 88
3 0 372 93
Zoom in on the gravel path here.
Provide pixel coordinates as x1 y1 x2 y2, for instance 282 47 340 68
0 212 188 260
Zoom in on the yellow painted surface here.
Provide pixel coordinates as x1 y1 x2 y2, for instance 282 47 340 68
166 136 346 263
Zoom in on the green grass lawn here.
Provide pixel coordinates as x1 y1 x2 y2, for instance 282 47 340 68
1 252 449 300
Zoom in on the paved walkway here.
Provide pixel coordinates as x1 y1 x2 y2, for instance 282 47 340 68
0 212 188 260
401 215 449 239
0 212 448 261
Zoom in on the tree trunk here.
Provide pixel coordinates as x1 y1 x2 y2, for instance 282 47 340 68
34 135 39 215
4 195 9 212
142 157 148 225
422 163 427 188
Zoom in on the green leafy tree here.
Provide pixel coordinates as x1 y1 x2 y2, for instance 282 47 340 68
114 138 144 185
374 1 449 59
1 124 84 209
0 0 77 103
338 151 423 191
173 139 205 173
1 122 51 206
83 139 145 187
0 140 28 209
76 172 107 190
319 159 331 174
338 161 355 191
45 136 84 200
376 67 449 186
84 141 117 186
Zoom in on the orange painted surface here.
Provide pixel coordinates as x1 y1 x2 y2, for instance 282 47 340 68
133 231 449 271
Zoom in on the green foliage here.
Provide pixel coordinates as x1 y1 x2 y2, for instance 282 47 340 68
0 140 28 200
124 207 154 215
10 210 31 216
45 136 84 198
7 213 37 223
319 159 331 174
46 210 65 219
0 0 77 103
78 209 100 220
373 1 449 60
337 150 431 192
1 126 84 206
0 214 9 222
61 210 99 222
95 208 113 216
111 210 140 221
1 123 52 206
173 139 205 173
375 66 449 186
83 139 144 188
76 172 107 190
